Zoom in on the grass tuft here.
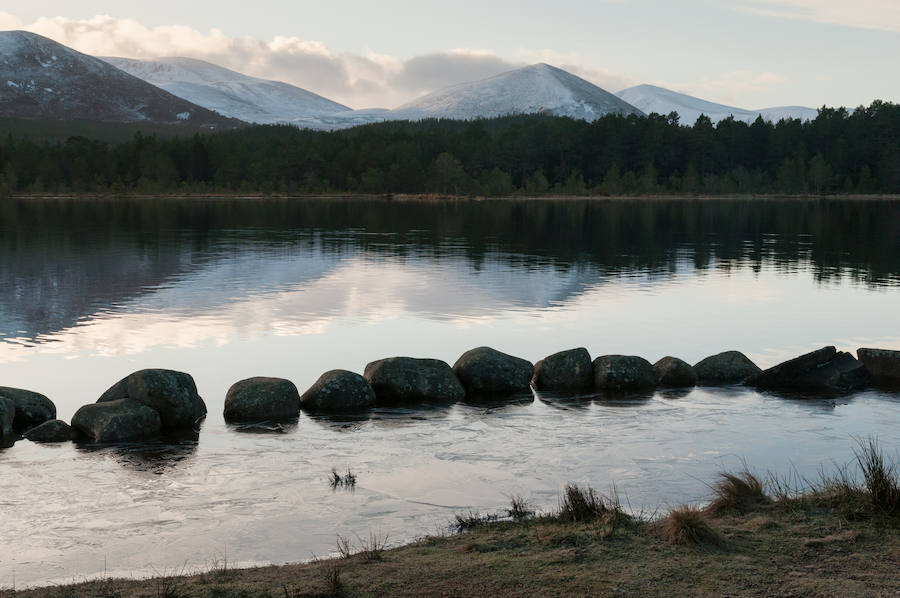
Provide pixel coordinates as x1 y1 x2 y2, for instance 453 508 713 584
335 535 352 559
506 495 535 521
558 484 612 523
453 511 500 532
322 564 344 597
329 468 357 490
707 470 769 515
358 531 389 561
660 505 724 547
854 437 900 516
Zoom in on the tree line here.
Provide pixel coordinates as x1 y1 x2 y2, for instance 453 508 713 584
1 100 899 195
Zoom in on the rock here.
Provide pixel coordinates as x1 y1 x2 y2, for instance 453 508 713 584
857 348 900 385
0 396 14 444
72 399 161 442
532 348 593 392
749 346 870 393
98 369 206 429
0 386 56 431
364 357 465 405
453 347 534 396
693 351 762 386
223 377 300 422
23 419 74 443
654 357 698 388
300 370 375 413
593 355 658 392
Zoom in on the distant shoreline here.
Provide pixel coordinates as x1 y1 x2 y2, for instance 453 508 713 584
5 192 900 202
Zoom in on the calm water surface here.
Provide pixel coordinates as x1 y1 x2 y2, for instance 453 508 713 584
1 197 899 586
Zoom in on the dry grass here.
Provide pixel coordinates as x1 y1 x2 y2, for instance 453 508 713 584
854 436 900 516
707 470 770 515
557 483 618 523
506 495 535 521
659 505 724 547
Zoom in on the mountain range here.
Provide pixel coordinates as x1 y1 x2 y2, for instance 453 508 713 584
616 84 819 125
1 30 821 129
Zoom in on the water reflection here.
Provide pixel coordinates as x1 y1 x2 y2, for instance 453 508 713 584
1 197 898 343
226 420 299 435
74 437 198 472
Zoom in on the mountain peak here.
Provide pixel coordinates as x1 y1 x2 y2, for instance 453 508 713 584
0 30 236 125
394 63 643 121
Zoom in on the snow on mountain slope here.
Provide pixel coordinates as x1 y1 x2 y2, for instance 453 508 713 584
103 56 349 124
616 84 818 125
392 63 643 121
0 31 236 125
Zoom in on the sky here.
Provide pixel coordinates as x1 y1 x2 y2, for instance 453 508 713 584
1 0 898 110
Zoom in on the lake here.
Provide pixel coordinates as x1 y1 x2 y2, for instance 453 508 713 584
1 196 899 587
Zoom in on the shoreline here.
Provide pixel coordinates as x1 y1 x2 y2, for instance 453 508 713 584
4 191 900 202
7 443 899 597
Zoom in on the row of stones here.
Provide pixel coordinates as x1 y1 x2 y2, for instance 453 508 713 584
226 346 898 422
224 348 755 422
2 346 898 445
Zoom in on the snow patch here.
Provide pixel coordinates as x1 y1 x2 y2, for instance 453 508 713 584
6 80 19 88
104 56 350 124
175 111 191 120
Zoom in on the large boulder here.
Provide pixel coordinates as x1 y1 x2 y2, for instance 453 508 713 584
532 348 593 393
364 357 465 405
593 355 658 392
0 386 56 431
857 348 900 386
749 346 870 394
653 357 698 388
224 377 300 422
300 370 375 413
23 419 74 443
693 351 761 386
453 347 534 396
0 396 14 444
72 399 161 442
99 369 206 429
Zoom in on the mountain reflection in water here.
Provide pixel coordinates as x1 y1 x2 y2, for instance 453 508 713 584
1 196 898 343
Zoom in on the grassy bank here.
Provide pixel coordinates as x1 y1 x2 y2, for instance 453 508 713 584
7 441 900 597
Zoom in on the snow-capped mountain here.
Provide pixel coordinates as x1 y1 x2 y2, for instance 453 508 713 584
0 31 236 125
103 56 350 124
392 63 643 121
616 84 818 125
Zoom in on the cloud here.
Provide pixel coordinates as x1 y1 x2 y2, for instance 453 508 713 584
0 11 22 29
516 48 635 92
639 71 788 107
696 71 788 103
733 0 900 33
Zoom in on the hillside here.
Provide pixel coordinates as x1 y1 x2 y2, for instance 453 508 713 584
0 31 237 126
103 56 349 124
